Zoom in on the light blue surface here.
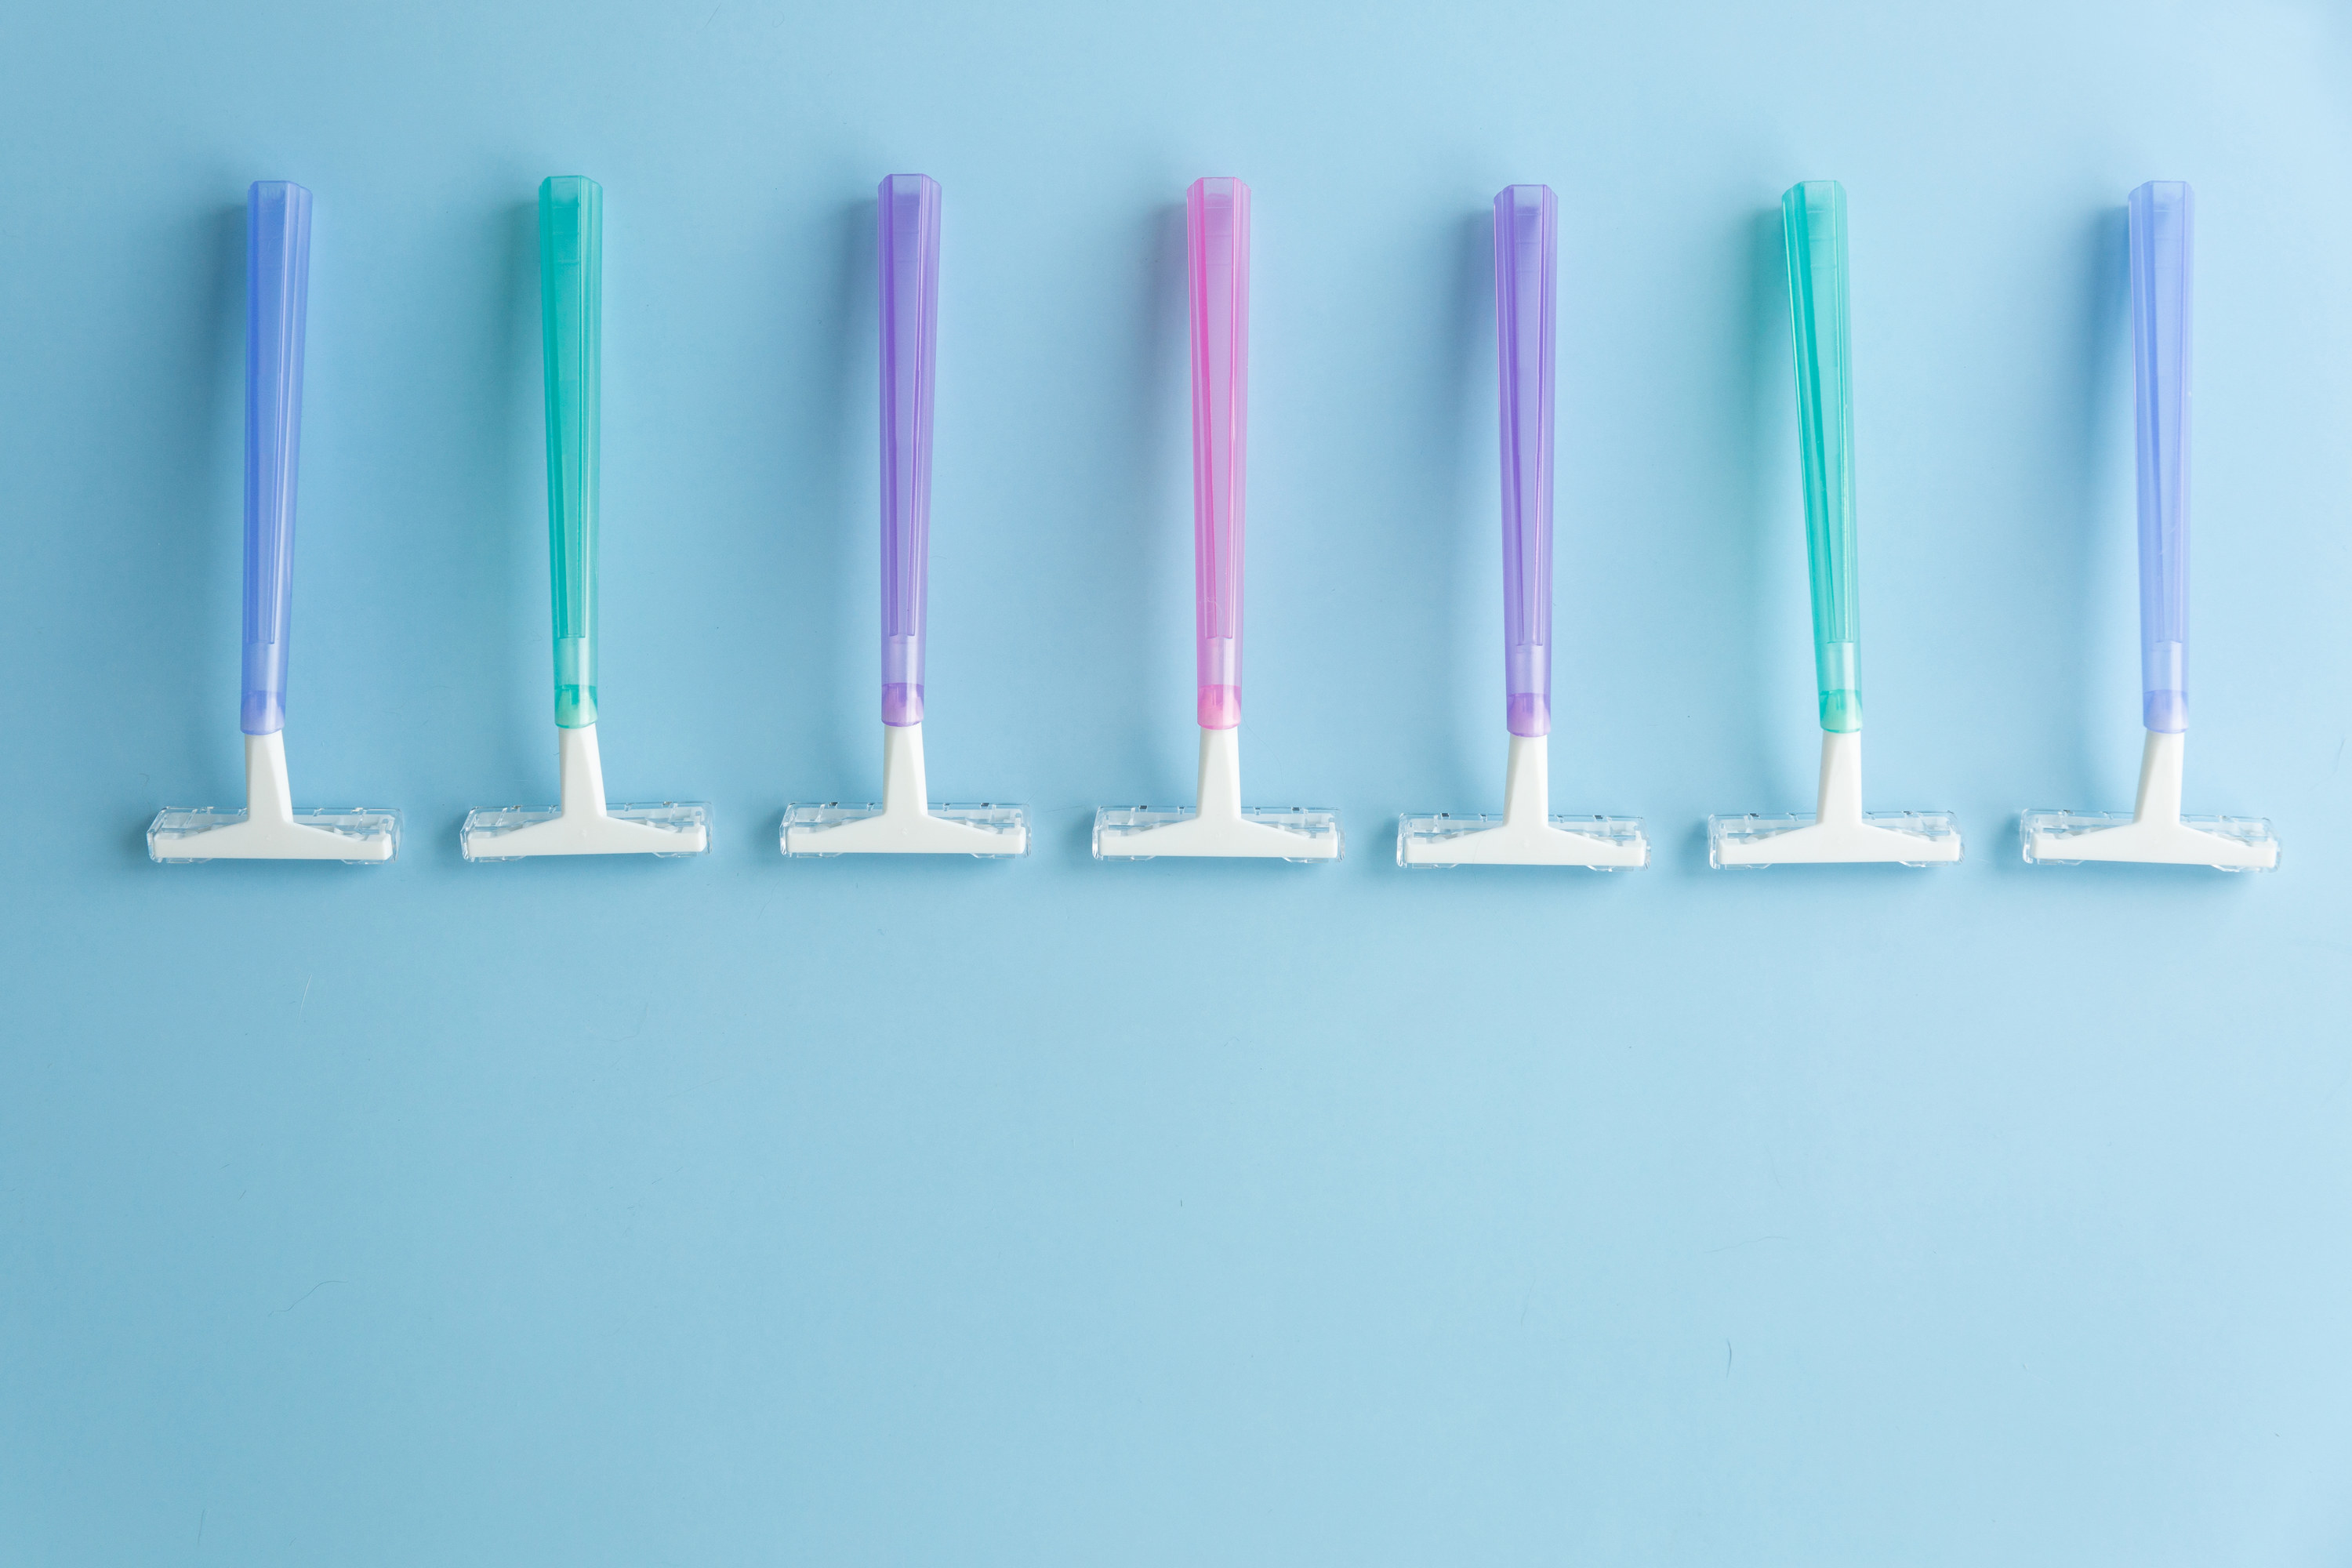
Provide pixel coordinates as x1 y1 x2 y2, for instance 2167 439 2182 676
3 2 2350 1563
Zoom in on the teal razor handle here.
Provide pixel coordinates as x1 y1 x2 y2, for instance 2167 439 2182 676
1783 180 1862 734
539 176 601 729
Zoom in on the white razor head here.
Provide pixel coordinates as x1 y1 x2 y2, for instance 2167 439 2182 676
2020 808 2278 871
1397 811 1646 869
1708 810 1962 868
459 802 709 860
1092 804 1341 862
147 805 400 863
782 801 1028 857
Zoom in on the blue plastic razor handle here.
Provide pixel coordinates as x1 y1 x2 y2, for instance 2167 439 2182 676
2129 180 2192 734
241 181 312 735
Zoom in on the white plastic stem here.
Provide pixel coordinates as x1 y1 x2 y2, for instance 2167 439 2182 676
884 721 928 816
559 723 608 818
246 730 295 822
1817 728 1864 826
1196 724 1244 822
2133 728 2183 826
1502 732 1547 828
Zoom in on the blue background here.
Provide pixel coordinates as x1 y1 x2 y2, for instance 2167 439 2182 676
3 2 2348 1563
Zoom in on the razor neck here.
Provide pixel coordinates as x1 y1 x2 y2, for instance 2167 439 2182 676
2133 728 2185 827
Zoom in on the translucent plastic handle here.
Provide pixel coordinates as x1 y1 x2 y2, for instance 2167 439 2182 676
1494 184 1555 739
2129 180 2192 735
539 176 601 729
879 173 940 727
1780 180 1862 734
241 180 311 736
1188 177 1250 730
